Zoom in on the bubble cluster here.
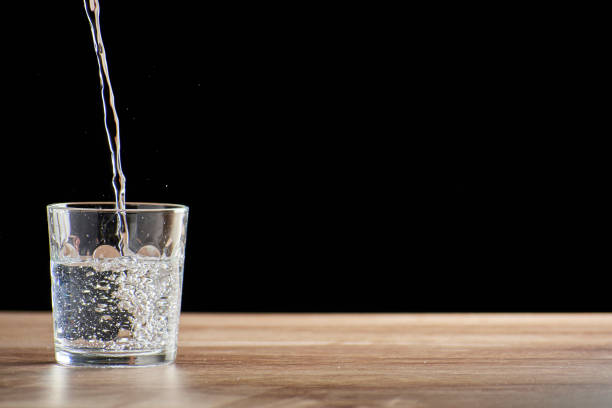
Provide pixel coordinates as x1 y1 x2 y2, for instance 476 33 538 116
51 256 183 353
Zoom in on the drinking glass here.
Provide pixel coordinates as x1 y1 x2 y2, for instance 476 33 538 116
47 202 188 367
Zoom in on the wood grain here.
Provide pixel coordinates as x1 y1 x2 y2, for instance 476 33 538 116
2 312 612 407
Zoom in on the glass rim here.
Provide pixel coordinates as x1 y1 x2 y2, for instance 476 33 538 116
47 202 189 213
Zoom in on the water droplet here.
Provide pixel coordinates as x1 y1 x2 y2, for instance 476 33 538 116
94 303 107 313
60 243 78 258
137 245 161 258
93 245 120 259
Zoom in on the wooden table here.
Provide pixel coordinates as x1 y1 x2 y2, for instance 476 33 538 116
2 313 612 407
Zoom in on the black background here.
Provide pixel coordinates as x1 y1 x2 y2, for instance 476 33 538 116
1 3 605 311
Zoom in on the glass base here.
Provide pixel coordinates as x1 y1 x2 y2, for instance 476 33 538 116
55 349 176 367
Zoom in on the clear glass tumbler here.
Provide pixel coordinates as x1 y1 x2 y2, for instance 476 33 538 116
47 202 188 367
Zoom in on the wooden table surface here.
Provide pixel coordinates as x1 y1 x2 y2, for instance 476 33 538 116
2 312 612 407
